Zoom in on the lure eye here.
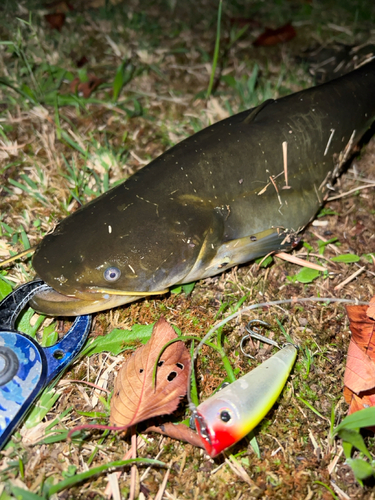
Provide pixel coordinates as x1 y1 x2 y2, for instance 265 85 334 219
104 267 121 282
220 410 231 423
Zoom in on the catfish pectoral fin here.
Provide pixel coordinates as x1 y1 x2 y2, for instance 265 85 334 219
182 228 299 282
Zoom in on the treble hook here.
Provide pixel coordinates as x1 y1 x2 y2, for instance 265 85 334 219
240 319 299 358
240 319 281 358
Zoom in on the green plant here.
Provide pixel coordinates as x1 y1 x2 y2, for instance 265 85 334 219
334 407 375 485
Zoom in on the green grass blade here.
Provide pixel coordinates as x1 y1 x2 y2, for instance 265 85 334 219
46 458 165 497
334 406 375 434
10 487 45 500
206 0 222 99
296 396 325 419
189 341 199 407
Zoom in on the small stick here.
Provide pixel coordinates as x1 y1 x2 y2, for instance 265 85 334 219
129 429 138 500
154 460 173 500
324 128 335 156
257 182 270 196
57 379 110 393
256 251 273 267
346 174 375 184
334 266 366 291
327 183 375 201
314 183 322 204
0 247 36 267
309 230 340 255
275 252 327 272
258 171 284 196
330 480 351 500
269 175 282 207
104 436 145 498
327 446 344 475
107 473 121 500
282 141 291 189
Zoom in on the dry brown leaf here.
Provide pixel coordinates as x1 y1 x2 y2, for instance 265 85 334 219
344 386 375 413
110 317 190 427
344 341 375 393
344 304 375 415
69 75 105 98
44 13 66 31
253 23 296 47
44 0 74 12
366 295 375 320
346 304 375 355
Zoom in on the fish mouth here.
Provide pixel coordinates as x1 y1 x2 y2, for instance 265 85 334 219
30 286 169 316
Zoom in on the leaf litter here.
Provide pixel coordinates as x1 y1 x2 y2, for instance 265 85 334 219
110 317 190 428
0 0 375 498
344 301 375 416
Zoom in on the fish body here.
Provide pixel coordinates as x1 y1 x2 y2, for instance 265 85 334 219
194 344 297 457
31 60 375 315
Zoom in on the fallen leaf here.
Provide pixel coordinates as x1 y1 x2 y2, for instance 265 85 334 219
110 317 190 428
69 75 105 98
76 56 89 68
44 13 66 31
344 387 375 413
44 0 74 11
344 341 375 393
344 304 375 416
367 295 375 321
145 423 204 448
346 304 375 356
253 23 296 47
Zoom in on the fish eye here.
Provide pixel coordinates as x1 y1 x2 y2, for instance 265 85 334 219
220 410 231 423
104 266 121 282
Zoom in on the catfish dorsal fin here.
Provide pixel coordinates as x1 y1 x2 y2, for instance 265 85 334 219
243 99 275 124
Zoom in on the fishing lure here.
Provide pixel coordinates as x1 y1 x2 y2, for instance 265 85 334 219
193 341 297 457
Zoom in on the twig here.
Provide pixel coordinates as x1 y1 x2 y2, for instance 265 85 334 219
269 175 282 208
107 473 121 500
154 460 173 500
130 150 148 165
139 445 165 482
58 379 110 393
129 429 138 500
327 446 344 475
324 128 335 156
225 455 255 486
334 266 366 291
104 436 145 499
346 174 375 184
309 230 340 255
330 480 351 500
256 251 273 267
295 252 336 264
327 183 375 201
275 252 327 272
282 141 291 189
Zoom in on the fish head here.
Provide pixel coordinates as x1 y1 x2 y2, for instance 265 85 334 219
30 190 217 315
194 397 244 458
